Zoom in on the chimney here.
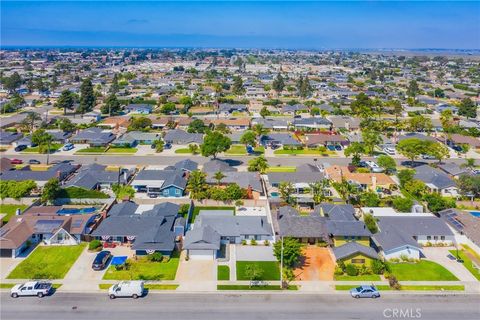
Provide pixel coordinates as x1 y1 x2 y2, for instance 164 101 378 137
371 175 377 191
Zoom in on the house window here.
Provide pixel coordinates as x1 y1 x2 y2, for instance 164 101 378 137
163 190 169 196
427 236 431 240
434 236 438 240
351 258 365 264
175 189 181 195
441 236 445 240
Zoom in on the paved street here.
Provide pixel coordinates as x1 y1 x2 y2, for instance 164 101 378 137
1 292 479 320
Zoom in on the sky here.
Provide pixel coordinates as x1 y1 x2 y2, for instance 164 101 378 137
1 1 479 49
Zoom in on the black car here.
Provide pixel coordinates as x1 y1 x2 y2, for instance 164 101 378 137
28 159 41 165
14 145 27 152
92 251 112 271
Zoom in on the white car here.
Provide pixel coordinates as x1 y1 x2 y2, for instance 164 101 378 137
383 147 396 155
11 281 52 298
365 161 385 173
108 281 144 299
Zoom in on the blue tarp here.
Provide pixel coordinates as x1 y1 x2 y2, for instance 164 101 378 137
110 256 128 266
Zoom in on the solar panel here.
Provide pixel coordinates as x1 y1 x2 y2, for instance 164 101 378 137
72 220 83 228
34 220 63 233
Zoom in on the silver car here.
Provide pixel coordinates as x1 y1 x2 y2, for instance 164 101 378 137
350 285 380 298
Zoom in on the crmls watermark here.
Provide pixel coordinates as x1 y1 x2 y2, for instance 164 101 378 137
383 308 422 318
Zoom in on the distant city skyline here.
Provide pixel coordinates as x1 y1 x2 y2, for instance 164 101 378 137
2 1 479 49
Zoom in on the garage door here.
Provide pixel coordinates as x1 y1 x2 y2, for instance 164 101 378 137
0 249 12 258
189 250 215 260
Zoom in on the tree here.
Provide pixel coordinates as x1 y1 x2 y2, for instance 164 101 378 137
0 180 37 200
363 214 378 233
161 102 176 114
110 73 120 94
21 112 42 133
409 115 432 132
309 180 329 204
2 72 22 93
154 139 164 153
404 180 426 198
332 179 359 204
215 123 230 134
396 138 425 164
244 264 263 282
362 130 382 155
128 117 152 131
112 184 135 200
273 237 302 268
213 171 226 185
188 119 207 133
56 118 76 132
457 175 480 198
200 131 231 159
187 170 207 199
344 142 365 166
392 197 414 212
101 94 121 116
247 156 269 173
232 76 245 95
397 169 415 187
78 78 95 114
42 178 60 204
55 90 75 115
260 106 270 118
423 193 455 213
296 75 312 98
350 93 372 116
278 181 295 204
461 158 476 170
272 73 285 94
360 192 380 207
377 155 396 174
406 80 419 98
240 130 256 146
188 144 199 154
458 98 477 119
31 129 53 154
426 141 449 163
252 124 268 143
224 183 245 200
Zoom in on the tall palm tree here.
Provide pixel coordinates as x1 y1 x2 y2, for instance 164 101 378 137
21 112 42 133
213 171 226 186
309 179 330 204
187 170 207 200
252 124 269 144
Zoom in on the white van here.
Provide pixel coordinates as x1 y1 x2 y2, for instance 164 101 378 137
108 281 144 299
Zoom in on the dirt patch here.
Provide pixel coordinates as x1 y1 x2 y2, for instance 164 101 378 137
294 246 335 281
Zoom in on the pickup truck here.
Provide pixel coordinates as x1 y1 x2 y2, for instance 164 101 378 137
10 281 52 298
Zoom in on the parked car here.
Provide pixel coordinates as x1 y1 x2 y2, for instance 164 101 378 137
108 281 144 299
11 281 52 298
148 193 158 198
350 285 380 299
164 143 172 149
383 147 396 155
327 145 336 151
365 161 385 173
28 159 41 164
92 251 112 271
62 143 74 151
334 145 342 151
421 154 436 160
14 145 27 152
270 144 280 150
452 145 463 152
10 158 23 164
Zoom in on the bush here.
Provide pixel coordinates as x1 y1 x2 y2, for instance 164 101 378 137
345 264 358 276
88 240 102 251
399 254 409 262
241 239 247 245
371 259 386 275
263 240 270 246
387 274 401 290
148 252 163 262
392 197 414 212
358 265 371 275
334 266 344 276
250 239 257 246
364 214 378 234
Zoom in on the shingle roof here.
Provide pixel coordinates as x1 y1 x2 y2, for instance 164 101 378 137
326 221 371 237
414 165 456 189
332 242 378 260
195 215 272 238
202 159 237 173
183 225 221 250
163 129 203 145
267 172 325 185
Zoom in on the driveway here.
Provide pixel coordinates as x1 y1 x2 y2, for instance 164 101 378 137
0 258 22 280
176 251 216 291
423 247 477 281
294 246 335 281
61 246 108 291
235 245 276 261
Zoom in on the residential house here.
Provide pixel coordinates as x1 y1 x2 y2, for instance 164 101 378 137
304 133 349 148
131 168 187 197
164 159 198 173
438 208 480 251
293 118 332 131
437 162 469 178
45 130 72 144
0 131 22 146
99 116 131 129
82 111 102 122
448 134 480 149
112 131 160 147
281 104 308 115
64 163 133 190
0 162 78 187
218 104 248 117
163 129 203 145
251 118 289 131
205 171 264 198
202 159 237 173
414 165 459 197
260 133 301 148
332 242 379 267
125 104 153 114
70 127 116 147
329 116 361 131
210 118 250 131
325 165 396 192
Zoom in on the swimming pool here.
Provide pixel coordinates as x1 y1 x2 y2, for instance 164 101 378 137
270 192 279 197
468 211 480 218
57 207 97 215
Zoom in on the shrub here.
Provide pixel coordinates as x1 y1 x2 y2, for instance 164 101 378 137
334 266 344 276
358 264 371 275
148 252 163 262
389 258 400 263
392 197 414 212
364 214 378 234
250 239 257 246
371 259 386 275
263 240 270 246
241 239 247 245
345 264 358 276
399 254 409 262
235 200 244 206
88 240 102 251
387 274 401 290
337 260 346 272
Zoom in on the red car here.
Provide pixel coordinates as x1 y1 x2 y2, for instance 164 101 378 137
10 158 23 164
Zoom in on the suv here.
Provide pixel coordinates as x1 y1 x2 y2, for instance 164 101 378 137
14 145 27 152
62 143 74 151
92 251 112 271
350 285 380 299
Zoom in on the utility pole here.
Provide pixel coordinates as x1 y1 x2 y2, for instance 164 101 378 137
46 139 50 165
280 236 284 289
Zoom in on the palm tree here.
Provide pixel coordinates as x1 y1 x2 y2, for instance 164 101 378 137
21 112 42 133
332 179 358 204
278 181 295 205
187 170 207 200
252 124 269 144
461 158 476 170
309 179 330 204
213 171 226 186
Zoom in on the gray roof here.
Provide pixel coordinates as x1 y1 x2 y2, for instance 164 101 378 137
414 165 456 189
267 172 325 185
437 162 468 177
183 225 221 250
277 206 328 239
174 159 198 172
202 159 237 173
0 131 23 144
398 133 437 142
133 169 187 190
164 129 203 145
71 127 115 144
252 118 289 129
332 242 378 260
205 171 263 192
314 203 357 221
296 163 321 173
114 131 160 144
260 133 300 146
1 162 77 182
326 221 371 237
219 103 248 113
65 164 132 189
373 216 453 252
195 215 272 238
281 104 308 113
293 118 331 127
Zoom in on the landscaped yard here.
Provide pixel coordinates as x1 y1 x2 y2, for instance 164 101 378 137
217 265 230 280
103 253 180 281
0 204 28 223
225 145 265 155
388 260 459 281
175 148 194 154
105 147 138 154
236 261 280 281
265 166 297 173
334 274 381 281
57 187 109 199
7 243 86 279
449 247 480 280
190 206 235 224
75 147 107 154
22 144 62 154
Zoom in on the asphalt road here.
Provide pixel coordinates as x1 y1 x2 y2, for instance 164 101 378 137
1 292 479 320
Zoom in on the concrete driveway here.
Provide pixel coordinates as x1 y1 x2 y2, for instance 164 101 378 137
176 251 215 291
235 245 276 261
294 246 335 281
423 247 477 281
0 258 22 280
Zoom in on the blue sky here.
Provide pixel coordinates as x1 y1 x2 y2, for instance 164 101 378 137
2 1 479 49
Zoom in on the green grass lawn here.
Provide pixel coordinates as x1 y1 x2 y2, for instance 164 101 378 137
388 260 459 281
75 147 107 154
190 206 235 224
7 243 86 280
217 265 230 280
335 285 464 291
334 274 381 281
57 187 110 199
175 148 193 154
99 284 178 290
225 145 247 155
265 166 297 173
236 261 280 281
449 249 480 280
105 147 138 154
22 144 62 154
0 204 28 223
103 253 180 281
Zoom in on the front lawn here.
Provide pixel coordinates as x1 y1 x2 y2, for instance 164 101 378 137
190 206 235 224
388 260 459 281
265 166 297 173
75 147 107 154
7 243 86 279
0 204 28 223
217 265 230 280
334 274 381 281
236 261 280 281
57 187 110 199
103 253 180 281
225 145 248 155
105 147 138 154
22 144 62 154
449 249 480 280
175 148 193 154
